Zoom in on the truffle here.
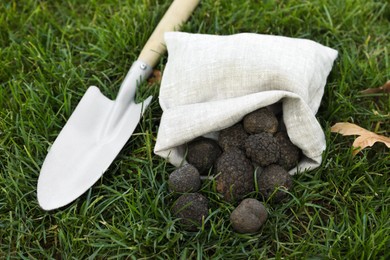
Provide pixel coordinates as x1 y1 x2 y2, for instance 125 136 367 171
275 132 301 170
243 108 278 134
172 193 209 231
244 133 280 167
168 164 201 193
230 198 268 233
218 123 248 151
257 164 293 202
215 148 254 203
187 137 222 175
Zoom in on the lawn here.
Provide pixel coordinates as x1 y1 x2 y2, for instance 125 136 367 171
1 0 389 259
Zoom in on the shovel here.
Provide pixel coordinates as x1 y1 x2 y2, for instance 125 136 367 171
37 0 200 211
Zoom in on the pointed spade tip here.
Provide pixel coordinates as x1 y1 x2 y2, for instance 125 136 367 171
37 193 58 211
38 196 72 211
38 203 56 211
37 186 68 211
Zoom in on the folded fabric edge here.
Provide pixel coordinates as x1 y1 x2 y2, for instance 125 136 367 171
154 90 327 174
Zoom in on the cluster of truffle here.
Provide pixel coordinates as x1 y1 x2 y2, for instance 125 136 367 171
169 107 301 233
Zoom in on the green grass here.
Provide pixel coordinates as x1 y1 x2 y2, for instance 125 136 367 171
1 0 389 258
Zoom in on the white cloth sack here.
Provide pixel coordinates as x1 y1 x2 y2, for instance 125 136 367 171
154 32 338 174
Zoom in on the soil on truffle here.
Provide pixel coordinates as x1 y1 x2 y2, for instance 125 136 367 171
230 198 268 233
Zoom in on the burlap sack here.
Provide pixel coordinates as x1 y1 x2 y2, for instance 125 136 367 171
154 32 338 174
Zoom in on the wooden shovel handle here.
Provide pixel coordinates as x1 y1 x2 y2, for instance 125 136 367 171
138 0 200 68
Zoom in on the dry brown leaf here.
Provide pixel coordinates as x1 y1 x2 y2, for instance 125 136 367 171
147 69 162 85
360 80 390 94
331 122 390 155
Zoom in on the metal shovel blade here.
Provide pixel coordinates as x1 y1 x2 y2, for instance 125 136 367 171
37 61 152 210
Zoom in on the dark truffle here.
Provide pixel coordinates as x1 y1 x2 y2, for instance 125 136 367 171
215 148 254 203
230 198 268 233
275 132 301 170
243 108 278 134
218 123 248 151
168 164 201 193
187 137 222 175
172 193 209 231
244 133 280 167
257 164 293 202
